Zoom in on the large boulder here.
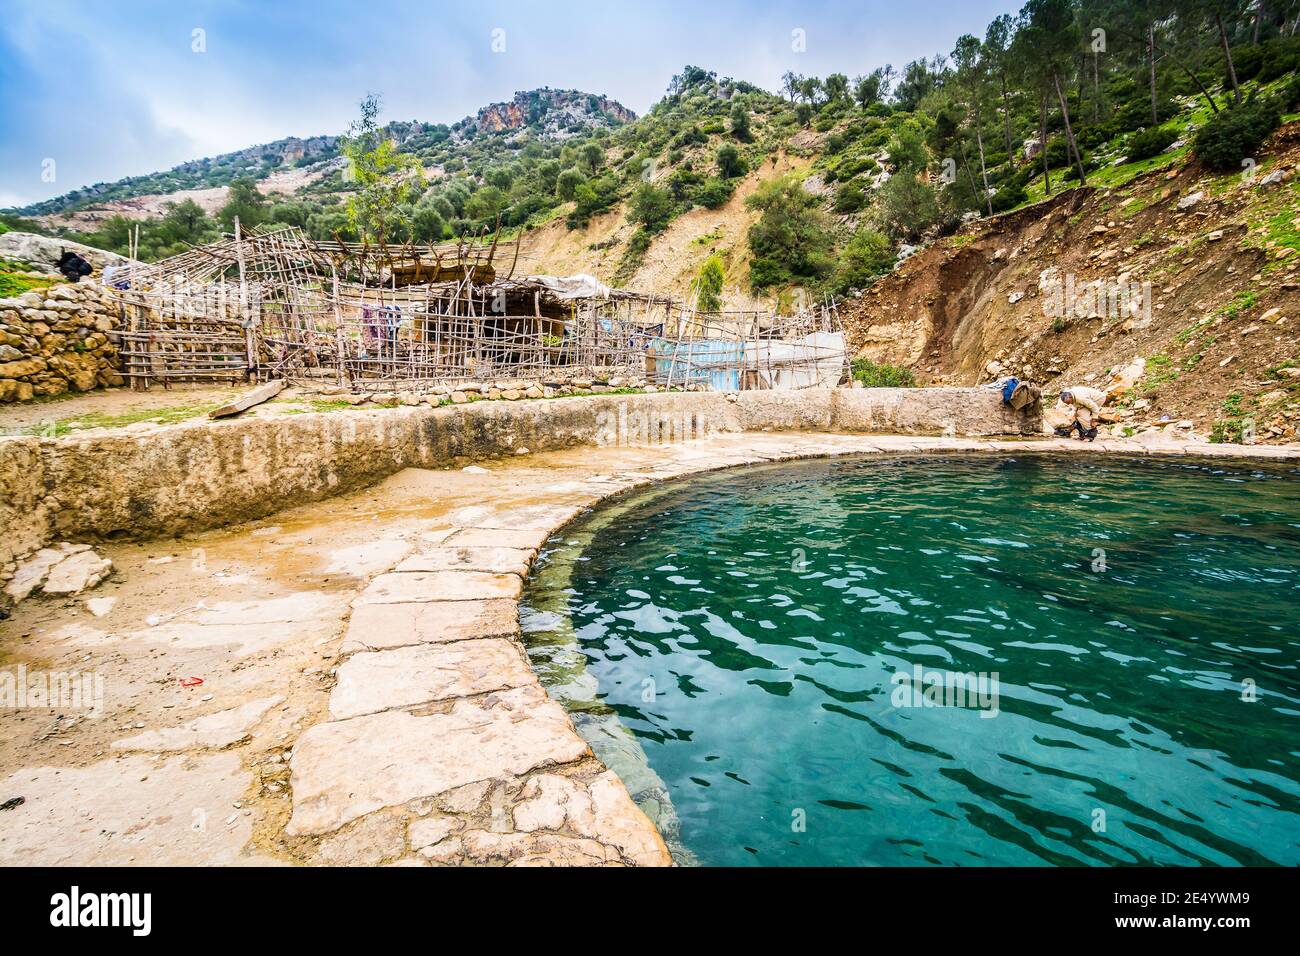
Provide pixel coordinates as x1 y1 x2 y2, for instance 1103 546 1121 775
0 232 134 277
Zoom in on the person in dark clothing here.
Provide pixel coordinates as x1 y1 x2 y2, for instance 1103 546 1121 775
56 250 93 282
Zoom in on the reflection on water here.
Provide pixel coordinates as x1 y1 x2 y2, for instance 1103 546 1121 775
521 455 1300 866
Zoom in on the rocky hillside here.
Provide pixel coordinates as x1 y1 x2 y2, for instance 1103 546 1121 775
841 123 1300 443
462 89 635 138
17 135 341 219
12 86 636 222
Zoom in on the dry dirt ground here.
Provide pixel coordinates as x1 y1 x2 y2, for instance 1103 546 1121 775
0 383 420 438
0 384 244 435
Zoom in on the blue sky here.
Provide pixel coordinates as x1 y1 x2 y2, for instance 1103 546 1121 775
1 0 1017 208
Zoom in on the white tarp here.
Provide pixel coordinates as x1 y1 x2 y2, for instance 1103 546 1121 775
742 330 846 389
524 273 611 300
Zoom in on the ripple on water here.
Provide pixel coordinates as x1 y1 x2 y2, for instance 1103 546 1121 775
521 454 1300 866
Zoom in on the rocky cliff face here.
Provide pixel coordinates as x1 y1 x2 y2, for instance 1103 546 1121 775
471 89 634 139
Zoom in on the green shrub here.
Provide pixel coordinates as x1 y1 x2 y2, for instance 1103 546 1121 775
851 357 916 387
1281 74 1300 114
1257 36 1300 83
566 175 619 228
745 175 834 290
1127 125 1178 162
989 180 1028 213
834 180 869 213
716 143 746 179
556 167 586 200
694 254 725 313
1194 101 1282 171
831 229 894 294
875 170 940 241
628 183 673 233
691 177 735 209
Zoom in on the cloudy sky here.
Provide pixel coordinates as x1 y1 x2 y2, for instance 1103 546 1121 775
1 0 1017 208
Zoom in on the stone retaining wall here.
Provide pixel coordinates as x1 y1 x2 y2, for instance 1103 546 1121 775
0 387 1040 569
833 386 1038 436
0 280 123 402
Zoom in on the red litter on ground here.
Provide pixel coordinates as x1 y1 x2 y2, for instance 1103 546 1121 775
180 677 204 687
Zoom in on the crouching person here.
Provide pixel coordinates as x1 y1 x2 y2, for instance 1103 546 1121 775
1059 387 1105 441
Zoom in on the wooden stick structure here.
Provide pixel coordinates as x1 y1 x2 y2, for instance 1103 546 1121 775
103 225 847 393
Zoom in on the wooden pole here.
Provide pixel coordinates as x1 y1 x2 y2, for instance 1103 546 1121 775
234 216 254 381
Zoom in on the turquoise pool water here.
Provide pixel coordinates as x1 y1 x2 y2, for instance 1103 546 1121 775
521 454 1300 866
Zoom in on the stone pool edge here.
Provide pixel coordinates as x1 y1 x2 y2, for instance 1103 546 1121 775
285 432 1300 867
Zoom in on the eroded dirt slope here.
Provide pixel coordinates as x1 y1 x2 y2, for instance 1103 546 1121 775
842 124 1300 442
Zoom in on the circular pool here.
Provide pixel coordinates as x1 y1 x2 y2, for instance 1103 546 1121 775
521 454 1300 866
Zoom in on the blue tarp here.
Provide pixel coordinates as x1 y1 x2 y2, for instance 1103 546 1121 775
652 338 744 391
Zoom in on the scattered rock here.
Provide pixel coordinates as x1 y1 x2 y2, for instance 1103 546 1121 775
409 815 461 851
40 550 112 596
436 779 493 815
85 597 117 617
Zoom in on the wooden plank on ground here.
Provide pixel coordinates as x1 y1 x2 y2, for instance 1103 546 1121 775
209 380 285 419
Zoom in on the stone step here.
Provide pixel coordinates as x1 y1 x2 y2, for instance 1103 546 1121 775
286 684 590 836
329 640 535 720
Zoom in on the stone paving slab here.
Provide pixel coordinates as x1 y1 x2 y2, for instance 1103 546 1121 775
286 684 591 835
330 639 536 719
354 570 522 604
443 527 551 550
395 545 533 577
342 598 519 651
466 504 588 531
112 696 285 751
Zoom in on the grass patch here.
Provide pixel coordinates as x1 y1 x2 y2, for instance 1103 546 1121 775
1260 198 1300 254
1217 290 1259 319
12 402 220 437
1210 391 1250 443
851 357 916 388
1019 147 1187 208
0 260 60 298
1139 353 1180 393
1174 317 1213 345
